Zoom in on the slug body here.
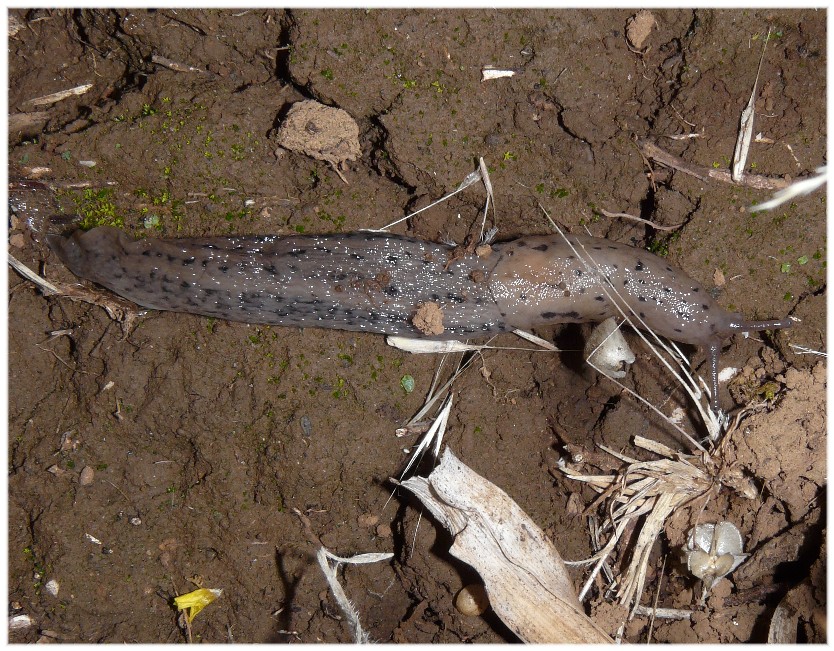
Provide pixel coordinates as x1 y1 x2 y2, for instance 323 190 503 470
48 227 791 409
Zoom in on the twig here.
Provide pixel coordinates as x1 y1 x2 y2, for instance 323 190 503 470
596 208 685 232
637 137 790 191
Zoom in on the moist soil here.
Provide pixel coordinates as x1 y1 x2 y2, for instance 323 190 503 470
8 9 826 643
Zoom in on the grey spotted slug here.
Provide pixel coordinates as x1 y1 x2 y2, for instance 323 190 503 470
47 226 792 410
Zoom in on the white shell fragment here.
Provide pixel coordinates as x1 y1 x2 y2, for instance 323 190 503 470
584 318 635 378
683 521 748 593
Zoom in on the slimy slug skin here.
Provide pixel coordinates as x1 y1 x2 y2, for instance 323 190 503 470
47 227 792 411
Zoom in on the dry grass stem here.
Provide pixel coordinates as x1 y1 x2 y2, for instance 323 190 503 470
24 82 93 107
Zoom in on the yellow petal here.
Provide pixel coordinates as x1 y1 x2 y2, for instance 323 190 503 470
174 587 223 623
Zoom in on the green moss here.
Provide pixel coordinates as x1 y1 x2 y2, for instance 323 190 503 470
74 188 124 230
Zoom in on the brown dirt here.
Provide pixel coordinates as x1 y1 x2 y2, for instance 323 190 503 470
8 8 826 643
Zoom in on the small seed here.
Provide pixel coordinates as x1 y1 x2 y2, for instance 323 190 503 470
454 583 489 616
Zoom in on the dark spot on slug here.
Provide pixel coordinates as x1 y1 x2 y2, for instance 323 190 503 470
219 265 229 273
500 311 507 317
574 269 584 277
666 266 674 272
314 246 332 253
351 253 365 260
565 311 580 319
563 290 571 297
180 281 191 289
623 279 629 286
608 245 618 250
635 260 644 271
595 296 605 301
334 284 344 293
663 287 671 293
567 254 576 260
263 264 277 274
517 240 527 247
639 312 646 318
431 293 440 301
141 250 151 257
447 294 464 303
702 304 710 310
385 286 399 297
519 294 528 301
167 254 177 263
533 244 548 251
386 254 398 264
638 296 647 302
674 328 682 333
183 257 196 266
541 311 558 319
692 287 700 292
613 263 619 269
592 245 602 250
289 249 307 257
201 260 209 268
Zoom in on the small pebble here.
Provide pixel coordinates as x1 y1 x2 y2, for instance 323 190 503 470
44 579 59 597
375 523 392 538
78 466 95 486
300 415 313 437
46 465 65 477
9 614 33 630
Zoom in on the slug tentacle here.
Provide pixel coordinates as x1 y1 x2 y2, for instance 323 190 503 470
726 317 794 333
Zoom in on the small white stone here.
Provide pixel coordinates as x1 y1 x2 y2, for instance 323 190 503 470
481 68 516 81
44 579 60 597
9 614 33 630
718 367 740 383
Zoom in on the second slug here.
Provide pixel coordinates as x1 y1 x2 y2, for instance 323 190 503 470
47 226 792 410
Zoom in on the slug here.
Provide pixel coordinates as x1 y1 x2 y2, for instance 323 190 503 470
46 226 792 411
